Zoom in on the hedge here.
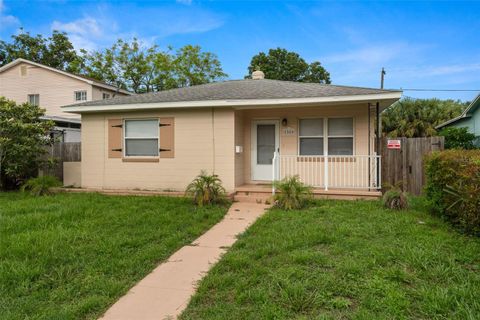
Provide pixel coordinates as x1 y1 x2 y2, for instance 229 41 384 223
424 150 480 235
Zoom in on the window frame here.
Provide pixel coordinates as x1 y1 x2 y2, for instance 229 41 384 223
74 90 87 101
298 118 325 156
297 117 355 156
27 94 40 106
123 118 160 158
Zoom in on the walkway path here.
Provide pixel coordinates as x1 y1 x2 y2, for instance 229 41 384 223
99 202 268 320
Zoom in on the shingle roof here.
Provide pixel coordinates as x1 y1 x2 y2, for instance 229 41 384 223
66 79 401 107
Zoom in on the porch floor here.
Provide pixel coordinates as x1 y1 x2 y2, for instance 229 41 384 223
234 184 381 203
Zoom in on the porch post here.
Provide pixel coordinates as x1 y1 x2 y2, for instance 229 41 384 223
272 150 278 195
376 102 381 189
324 153 328 191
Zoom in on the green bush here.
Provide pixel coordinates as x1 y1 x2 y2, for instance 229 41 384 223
273 176 312 210
20 175 62 196
185 171 226 206
382 186 409 210
438 127 477 150
424 150 480 235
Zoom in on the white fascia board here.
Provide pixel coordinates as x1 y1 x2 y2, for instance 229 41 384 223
62 92 402 114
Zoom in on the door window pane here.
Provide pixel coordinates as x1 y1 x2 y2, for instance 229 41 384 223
125 120 158 138
328 138 353 155
328 118 353 136
125 139 159 156
299 119 323 136
257 124 275 164
300 138 324 155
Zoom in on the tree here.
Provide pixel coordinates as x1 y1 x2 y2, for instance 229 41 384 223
246 48 331 84
382 97 469 138
79 40 227 93
439 127 477 150
0 29 80 72
0 97 54 189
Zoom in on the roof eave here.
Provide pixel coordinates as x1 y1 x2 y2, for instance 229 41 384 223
62 91 402 114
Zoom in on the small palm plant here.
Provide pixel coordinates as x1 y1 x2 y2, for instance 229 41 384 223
20 175 62 196
185 171 226 206
273 176 312 210
382 182 408 210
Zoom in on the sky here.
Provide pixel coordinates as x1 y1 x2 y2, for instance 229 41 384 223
1 0 479 101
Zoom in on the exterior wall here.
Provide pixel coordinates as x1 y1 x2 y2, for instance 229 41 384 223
63 162 82 187
450 116 480 146
92 86 126 100
234 110 245 187
81 108 236 192
0 63 90 119
241 103 372 184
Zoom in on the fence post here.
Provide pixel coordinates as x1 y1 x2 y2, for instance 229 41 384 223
272 151 278 195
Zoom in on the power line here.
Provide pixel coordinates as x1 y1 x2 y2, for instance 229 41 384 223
400 88 480 92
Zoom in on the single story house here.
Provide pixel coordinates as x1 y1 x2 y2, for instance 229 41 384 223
63 71 402 198
436 94 480 146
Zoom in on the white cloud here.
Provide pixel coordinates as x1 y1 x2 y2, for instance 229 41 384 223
176 0 192 4
0 0 20 30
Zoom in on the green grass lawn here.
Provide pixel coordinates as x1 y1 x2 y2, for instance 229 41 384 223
0 192 227 320
181 198 480 320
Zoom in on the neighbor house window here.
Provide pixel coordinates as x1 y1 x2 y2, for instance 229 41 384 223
124 119 159 157
27 94 39 106
299 118 324 155
102 93 110 100
74 91 87 101
328 118 354 155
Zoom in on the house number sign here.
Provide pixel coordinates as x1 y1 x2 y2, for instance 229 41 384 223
283 127 295 136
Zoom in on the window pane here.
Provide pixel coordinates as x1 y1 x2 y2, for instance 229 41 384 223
300 138 323 155
257 124 275 164
328 138 353 155
125 120 158 138
28 94 39 106
299 119 323 136
328 118 353 136
125 139 158 156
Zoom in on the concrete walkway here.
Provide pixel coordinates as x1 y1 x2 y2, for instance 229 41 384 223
99 202 268 320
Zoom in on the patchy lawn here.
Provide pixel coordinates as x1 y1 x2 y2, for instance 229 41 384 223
0 192 227 320
181 198 480 320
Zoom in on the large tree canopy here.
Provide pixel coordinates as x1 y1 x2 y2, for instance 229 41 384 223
247 48 331 84
78 39 227 93
0 29 80 72
382 97 469 138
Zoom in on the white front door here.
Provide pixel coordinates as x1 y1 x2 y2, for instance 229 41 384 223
251 120 279 181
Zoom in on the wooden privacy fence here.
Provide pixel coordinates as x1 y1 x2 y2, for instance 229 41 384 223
381 136 444 195
41 142 81 180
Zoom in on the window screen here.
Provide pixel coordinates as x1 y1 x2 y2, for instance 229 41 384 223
299 118 323 155
328 118 353 155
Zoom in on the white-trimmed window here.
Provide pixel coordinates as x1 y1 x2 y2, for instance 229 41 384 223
27 94 39 106
299 118 324 155
124 119 159 157
102 93 110 100
328 118 354 155
74 91 87 101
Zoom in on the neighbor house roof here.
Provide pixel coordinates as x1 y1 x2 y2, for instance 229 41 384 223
436 94 480 129
62 79 402 113
0 58 132 95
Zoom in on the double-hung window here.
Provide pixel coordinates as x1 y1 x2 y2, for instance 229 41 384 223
299 118 324 155
124 119 159 157
299 118 354 156
27 94 39 106
75 91 87 101
328 118 354 155
102 93 110 100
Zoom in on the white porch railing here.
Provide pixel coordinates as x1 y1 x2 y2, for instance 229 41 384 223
272 152 381 192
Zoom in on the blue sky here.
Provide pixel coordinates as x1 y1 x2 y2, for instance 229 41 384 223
1 0 479 101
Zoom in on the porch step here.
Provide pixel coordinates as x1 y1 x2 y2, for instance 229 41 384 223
234 184 381 203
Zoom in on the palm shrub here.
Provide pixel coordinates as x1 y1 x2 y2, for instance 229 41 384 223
273 176 312 210
382 184 408 210
185 171 226 206
20 175 62 196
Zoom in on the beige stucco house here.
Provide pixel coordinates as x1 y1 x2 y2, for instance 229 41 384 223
0 58 131 142
63 71 402 198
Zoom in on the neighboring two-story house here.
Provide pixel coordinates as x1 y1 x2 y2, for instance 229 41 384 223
0 58 132 142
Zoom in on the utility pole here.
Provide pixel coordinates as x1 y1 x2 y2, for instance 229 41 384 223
380 67 386 89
